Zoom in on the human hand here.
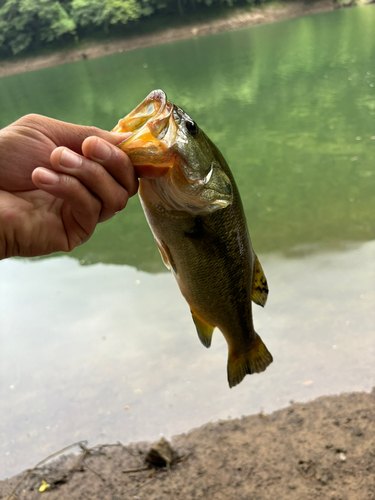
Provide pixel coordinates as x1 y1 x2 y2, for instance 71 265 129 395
0 114 138 259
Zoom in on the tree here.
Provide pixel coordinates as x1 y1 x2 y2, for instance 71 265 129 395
0 0 76 55
71 0 143 31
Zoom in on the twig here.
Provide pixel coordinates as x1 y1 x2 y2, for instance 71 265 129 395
117 441 143 464
174 454 189 464
66 450 89 476
85 463 106 482
7 441 87 500
7 441 187 499
134 476 156 492
123 466 149 474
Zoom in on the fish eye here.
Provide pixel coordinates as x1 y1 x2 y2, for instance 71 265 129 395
185 120 198 136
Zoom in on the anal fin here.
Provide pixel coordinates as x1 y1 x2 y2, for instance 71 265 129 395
227 333 273 388
191 310 215 348
252 254 269 307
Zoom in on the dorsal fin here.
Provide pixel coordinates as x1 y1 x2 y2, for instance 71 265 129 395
191 310 215 348
252 254 269 307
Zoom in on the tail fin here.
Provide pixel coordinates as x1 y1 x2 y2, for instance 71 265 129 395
227 333 273 388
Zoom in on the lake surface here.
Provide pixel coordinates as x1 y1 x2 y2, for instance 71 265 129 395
1 5 375 478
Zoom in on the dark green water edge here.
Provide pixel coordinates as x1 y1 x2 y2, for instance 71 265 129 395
0 0 348 64
0 0 269 61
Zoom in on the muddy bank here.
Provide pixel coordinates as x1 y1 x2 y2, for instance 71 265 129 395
0 0 337 79
1 390 374 499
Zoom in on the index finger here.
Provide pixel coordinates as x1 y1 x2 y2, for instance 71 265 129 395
82 137 138 197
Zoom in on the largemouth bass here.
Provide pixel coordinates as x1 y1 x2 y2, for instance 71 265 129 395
113 90 272 388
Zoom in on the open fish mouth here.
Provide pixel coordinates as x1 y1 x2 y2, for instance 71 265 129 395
114 90 233 214
113 90 178 169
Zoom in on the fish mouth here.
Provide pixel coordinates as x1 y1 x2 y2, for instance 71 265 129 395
113 90 178 170
114 90 233 214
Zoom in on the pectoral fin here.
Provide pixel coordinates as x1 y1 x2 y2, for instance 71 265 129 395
155 239 176 274
191 310 215 348
252 254 269 307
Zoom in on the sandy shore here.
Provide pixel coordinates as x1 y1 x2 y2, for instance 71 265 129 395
0 0 337 79
1 390 374 499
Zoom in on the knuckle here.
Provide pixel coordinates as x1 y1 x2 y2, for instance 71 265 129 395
118 155 138 196
115 190 129 213
79 156 107 185
13 113 40 127
90 160 107 182
88 125 102 136
21 113 37 122
60 172 77 192
23 113 40 122
128 177 139 197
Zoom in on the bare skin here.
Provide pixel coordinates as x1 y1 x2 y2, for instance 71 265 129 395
0 114 142 259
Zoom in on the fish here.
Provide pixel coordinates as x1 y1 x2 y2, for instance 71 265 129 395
113 89 272 388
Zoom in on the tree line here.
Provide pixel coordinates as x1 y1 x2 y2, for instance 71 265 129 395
0 0 261 57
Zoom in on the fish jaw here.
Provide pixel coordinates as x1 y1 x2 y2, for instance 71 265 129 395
113 89 168 134
115 90 233 215
113 90 178 170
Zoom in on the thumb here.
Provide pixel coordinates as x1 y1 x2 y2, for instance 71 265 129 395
48 119 130 153
21 114 129 153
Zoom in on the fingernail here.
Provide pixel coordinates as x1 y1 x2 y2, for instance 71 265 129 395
38 169 60 185
60 149 82 169
92 139 111 161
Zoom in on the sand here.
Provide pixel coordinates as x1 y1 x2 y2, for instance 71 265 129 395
1 390 374 499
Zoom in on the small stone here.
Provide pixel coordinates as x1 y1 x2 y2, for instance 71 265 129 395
145 438 174 467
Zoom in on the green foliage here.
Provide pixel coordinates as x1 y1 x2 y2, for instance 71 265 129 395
0 0 264 57
71 0 143 30
151 0 259 16
0 0 76 55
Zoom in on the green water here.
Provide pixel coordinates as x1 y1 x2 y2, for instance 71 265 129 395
1 6 375 270
1 6 375 479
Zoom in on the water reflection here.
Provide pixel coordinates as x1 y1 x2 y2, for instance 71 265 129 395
1 241 374 478
1 7 375 270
